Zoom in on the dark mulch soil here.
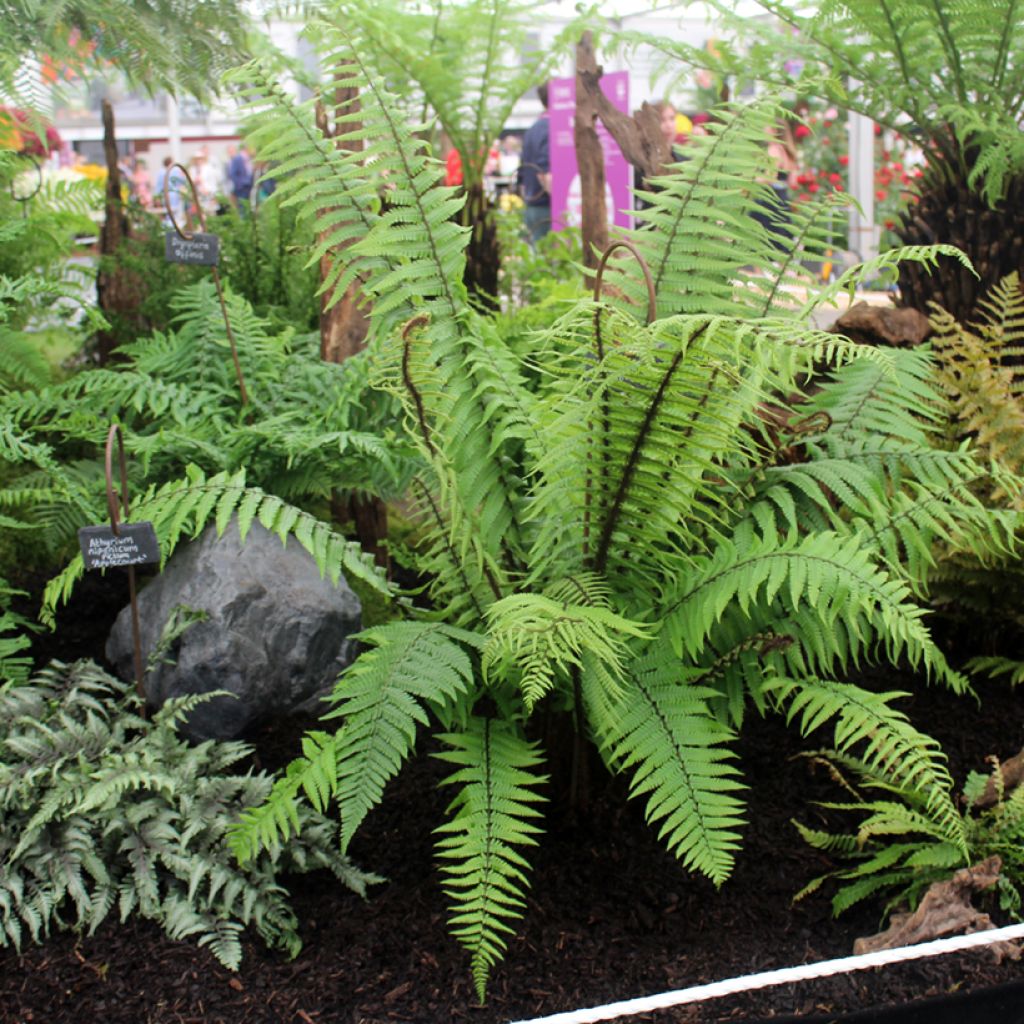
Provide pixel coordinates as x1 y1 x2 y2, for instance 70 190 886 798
2 573 1023 1023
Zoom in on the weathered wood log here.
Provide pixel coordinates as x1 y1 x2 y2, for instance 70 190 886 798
854 856 1021 963
575 41 668 183
830 301 933 347
972 748 1024 810
574 32 609 275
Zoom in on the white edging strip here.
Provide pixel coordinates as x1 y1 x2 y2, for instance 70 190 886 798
508 923 1024 1024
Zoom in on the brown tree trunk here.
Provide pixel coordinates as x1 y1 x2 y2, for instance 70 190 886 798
316 87 389 570
575 32 608 279
462 182 500 310
95 100 143 365
315 90 371 363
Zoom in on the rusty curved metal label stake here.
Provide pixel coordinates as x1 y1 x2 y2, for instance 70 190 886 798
593 238 657 325
163 162 250 405
105 423 145 697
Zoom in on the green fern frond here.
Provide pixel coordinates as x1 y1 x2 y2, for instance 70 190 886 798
602 646 746 885
664 527 960 689
41 465 391 627
434 717 547 1002
965 656 1024 686
483 578 650 712
324 622 480 852
801 245 976 320
768 676 964 849
615 95 795 319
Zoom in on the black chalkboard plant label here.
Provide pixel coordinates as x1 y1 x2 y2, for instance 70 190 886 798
78 522 161 570
164 230 220 266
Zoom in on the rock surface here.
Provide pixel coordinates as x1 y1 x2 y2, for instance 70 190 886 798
106 519 361 739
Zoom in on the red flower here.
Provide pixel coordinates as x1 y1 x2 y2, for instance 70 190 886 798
838 154 850 167
821 136 831 145
892 162 903 171
900 173 911 185
797 192 812 202
833 183 843 192
884 219 895 230
794 124 812 139
873 123 883 136
828 172 842 186
875 189 888 201
808 182 820 193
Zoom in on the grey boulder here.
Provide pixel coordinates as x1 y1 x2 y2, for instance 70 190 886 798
106 519 361 740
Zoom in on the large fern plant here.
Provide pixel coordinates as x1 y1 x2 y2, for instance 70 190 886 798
638 0 1024 321
0 658 381 968
0 278 417 570
925 272 1024 692
220 43 1024 1000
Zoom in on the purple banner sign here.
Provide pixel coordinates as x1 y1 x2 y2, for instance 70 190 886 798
549 71 631 232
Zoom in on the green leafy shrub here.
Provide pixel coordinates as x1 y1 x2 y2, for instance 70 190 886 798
213 197 320 332
0 279 416 572
0 659 381 968
223 46 1023 999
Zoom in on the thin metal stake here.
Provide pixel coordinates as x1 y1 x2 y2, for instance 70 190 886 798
163 163 250 405
104 423 145 698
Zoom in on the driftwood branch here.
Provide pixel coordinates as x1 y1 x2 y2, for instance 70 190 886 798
575 40 668 182
853 856 1021 963
973 748 1024 810
574 32 608 273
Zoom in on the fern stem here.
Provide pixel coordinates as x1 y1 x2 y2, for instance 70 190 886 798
412 477 491 614
469 0 502 188
927 0 966 105
593 323 709 574
874 0 929 132
401 315 437 457
991 0 1017 98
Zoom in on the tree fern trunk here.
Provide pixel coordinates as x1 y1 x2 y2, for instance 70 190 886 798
895 171 1024 323
462 183 499 310
95 100 144 365
315 90 371 363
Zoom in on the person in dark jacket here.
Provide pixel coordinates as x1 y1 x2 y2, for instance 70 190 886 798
518 83 550 244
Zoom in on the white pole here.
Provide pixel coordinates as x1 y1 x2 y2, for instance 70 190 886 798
167 92 182 164
847 106 878 263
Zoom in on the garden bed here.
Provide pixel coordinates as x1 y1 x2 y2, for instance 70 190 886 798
1 657 1021 1024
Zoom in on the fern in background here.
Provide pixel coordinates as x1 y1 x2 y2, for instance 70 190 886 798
931 272 1024 499
0 278 417 571
0 0 250 109
0 659 381 968
925 272 1024 696
626 0 1024 320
